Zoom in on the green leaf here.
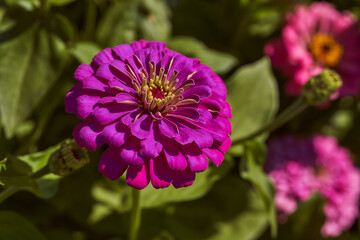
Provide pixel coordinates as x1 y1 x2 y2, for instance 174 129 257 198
165 176 268 240
0 157 7 172
0 23 68 138
226 57 279 141
206 211 267 240
4 0 39 11
49 0 76 6
277 193 325 240
241 140 277 237
96 0 171 46
0 142 63 198
71 41 102 64
90 156 234 222
0 176 38 193
0 211 46 240
167 36 238 74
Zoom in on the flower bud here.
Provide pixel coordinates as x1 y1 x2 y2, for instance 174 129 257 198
49 140 90 176
302 69 342 105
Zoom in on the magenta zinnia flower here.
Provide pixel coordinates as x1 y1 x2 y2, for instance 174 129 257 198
265 2 360 96
266 135 360 237
65 40 232 189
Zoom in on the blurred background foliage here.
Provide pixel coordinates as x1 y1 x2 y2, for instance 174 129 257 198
0 0 360 239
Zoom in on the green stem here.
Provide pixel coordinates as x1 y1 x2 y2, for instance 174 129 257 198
30 165 50 179
129 189 142 240
232 97 309 145
84 0 97 41
0 187 19 204
0 165 50 204
39 0 50 16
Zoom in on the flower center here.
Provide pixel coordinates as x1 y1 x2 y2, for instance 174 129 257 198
313 165 329 178
309 34 343 67
150 88 165 99
123 56 197 116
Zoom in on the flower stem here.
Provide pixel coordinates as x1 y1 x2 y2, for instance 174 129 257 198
30 165 50 179
232 97 309 145
0 165 50 204
129 188 142 240
84 0 97 41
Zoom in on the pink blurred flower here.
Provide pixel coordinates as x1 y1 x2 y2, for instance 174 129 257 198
64 40 232 189
266 135 360 237
265 2 360 96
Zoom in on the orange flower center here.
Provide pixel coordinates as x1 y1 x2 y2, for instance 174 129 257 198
310 34 343 67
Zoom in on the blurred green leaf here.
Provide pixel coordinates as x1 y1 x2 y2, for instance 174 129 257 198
0 24 68 138
96 0 171 46
71 41 102 64
90 156 234 221
248 8 281 37
49 0 76 6
241 140 277 237
4 0 39 11
0 211 46 240
52 13 76 42
165 175 268 240
0 142 62 198
0 157 7 172
167 36 238 74
276 193 325 240
226 57 278 141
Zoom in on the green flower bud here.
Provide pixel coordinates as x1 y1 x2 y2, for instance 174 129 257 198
49 140 90 176
302 69 342 106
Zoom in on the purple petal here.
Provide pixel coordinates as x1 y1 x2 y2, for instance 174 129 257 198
163 139 188 171
109 60 133 85
99 147 128 180
121 108 144 126
108 79 137 94
130 40 148 50
116 92 138 104
191 69 215 87
202 148 224 167
157 118 179 138
131 114 152 139
112 44 135 61
120 137 144 167
172 167 196 188
126 164 149 189
91 48 114 69
169 117 213 148
149 155 173 189
93 103 137 125
167 108 200 122
65 85 102 119
73 120 104 151
204 116 231 142
219 101 232 118
95 63 114 81
74 64 94 81
219 137 232 154
140 125 163 159
182 85 212 99
134 48 151 73
101 121 130 147
170 55 195 84
197 106 213 124
144 41 166 51
82 76 111 92
182 142 209 172
201 98 223 113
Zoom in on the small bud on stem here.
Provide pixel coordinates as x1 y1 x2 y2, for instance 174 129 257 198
302 69 342 106
49 140 90 176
